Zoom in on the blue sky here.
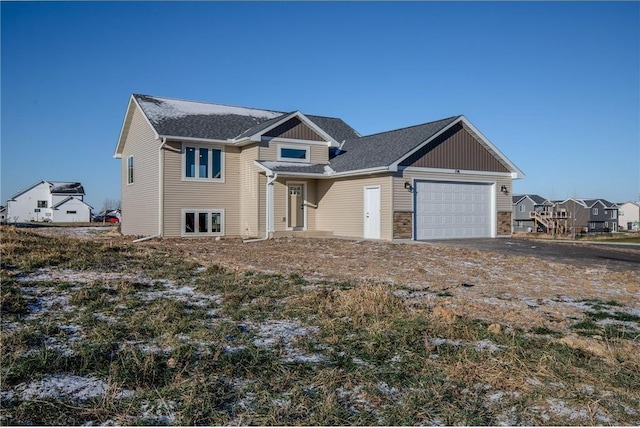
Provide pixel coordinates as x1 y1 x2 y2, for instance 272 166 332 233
2 1 639 209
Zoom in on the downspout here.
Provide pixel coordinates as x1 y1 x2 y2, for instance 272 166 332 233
133 137 166 243
244 173 278 243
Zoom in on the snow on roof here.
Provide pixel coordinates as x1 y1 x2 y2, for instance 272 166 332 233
136 95 283 122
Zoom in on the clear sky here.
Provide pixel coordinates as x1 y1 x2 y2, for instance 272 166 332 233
2 1 639 209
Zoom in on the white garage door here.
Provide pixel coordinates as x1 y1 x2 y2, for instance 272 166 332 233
415 180 492 240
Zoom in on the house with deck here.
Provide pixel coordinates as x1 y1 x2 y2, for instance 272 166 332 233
114 94 524 240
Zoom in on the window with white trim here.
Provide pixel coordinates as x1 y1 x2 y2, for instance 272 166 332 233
127 156 134 184
277 144 309 163
518 205 526 212
183 144 223 181
182 209 224 236
593 208 598 215
37 200 48 208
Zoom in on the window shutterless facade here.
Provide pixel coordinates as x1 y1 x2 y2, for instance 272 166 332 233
37 200 48 208
183 144 224 181
182 209 224 237
127 156 134 184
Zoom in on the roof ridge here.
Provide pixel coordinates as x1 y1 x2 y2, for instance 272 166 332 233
133 93 285 115
355 115 461 139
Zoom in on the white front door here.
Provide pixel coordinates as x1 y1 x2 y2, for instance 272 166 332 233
287 183 305 229
364 186 381 239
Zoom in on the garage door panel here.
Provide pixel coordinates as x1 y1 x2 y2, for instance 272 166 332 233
415 180 492 240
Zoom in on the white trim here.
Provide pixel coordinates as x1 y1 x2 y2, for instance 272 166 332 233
277 143 310 163
162 135 231 144
264 136 329 146
285 181 307 231
180 208 225 237
181 143 225 183
400 166 513 177
127 155 134 185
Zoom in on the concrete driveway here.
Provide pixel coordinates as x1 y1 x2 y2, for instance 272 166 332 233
423 238 640 272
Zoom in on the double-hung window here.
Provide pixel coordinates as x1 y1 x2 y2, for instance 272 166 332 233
182 209 224 236
37 200 48 208
184 144 223 181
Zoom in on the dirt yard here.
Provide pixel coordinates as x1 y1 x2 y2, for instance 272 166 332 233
36 226 640 336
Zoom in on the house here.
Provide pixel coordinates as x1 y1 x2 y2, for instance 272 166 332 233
554 198 618 234
0 206 6 223
6 180 92 223
616 201 640 231
512 194 554 233
114 94 524 241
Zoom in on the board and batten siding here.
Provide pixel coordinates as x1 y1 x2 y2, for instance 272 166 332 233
162 142 242 237
316 175 393 240
120 105 159 237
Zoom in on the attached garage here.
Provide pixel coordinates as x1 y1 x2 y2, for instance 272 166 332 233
414 180 493 240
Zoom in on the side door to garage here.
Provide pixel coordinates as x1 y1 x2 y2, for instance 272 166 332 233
364 186 381 239
414 180 492 240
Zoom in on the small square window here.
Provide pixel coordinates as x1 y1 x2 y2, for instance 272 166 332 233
37 200 48 208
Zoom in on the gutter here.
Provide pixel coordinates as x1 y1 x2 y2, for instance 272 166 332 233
244 173 278 243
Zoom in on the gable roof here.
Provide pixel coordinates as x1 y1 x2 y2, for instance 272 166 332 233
329 116 461 173
51 196 93 210
513 194 549 205
114 94 361 156
7 180 85 201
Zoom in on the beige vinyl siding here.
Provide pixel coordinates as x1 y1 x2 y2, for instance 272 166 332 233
240 144 260 238
316 175 393 240
120 105 159 237
259 139 328 164
162 142 242 237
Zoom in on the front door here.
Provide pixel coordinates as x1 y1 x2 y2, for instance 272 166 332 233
288 183 305 229
364 186 381 239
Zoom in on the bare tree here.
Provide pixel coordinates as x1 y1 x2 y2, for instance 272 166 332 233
101 198 121 214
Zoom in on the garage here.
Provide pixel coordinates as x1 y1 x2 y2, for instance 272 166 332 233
414 180 493 240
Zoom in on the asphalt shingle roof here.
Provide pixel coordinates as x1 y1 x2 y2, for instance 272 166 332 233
133 94 360 143
328 116 461 172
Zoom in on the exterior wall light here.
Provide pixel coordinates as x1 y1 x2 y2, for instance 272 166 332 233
501 185 508 194
404 181 413 191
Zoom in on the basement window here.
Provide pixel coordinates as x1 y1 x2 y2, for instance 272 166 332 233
182 209 224 237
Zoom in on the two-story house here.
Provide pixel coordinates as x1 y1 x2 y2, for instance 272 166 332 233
554 198 618 234
617 201 640 231
6 180 92 223
114 94 524 241
512 194 554 233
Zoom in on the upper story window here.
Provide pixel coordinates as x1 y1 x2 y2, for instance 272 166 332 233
127 156 134 184
184 144 224 181
277 143 310 163
593 208 598 215
610 210 617 219
518 205 526 212
37 200 48 208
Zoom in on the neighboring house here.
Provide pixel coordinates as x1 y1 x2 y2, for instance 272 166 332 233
114 94 524 241
0 206 6 223
512 194 553 233
616 201 640 231
6 180 92 223
555 198 618 234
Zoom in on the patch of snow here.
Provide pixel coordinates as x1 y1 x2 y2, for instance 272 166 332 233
377 382 399 396
13 374 134 403
475 339 505 353
94 313 118 324
138 96 282 122
139 399 178 425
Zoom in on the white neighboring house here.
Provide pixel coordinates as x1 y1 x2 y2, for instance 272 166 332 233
0 206 6 223
6 180 92 223
617 201 640 231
